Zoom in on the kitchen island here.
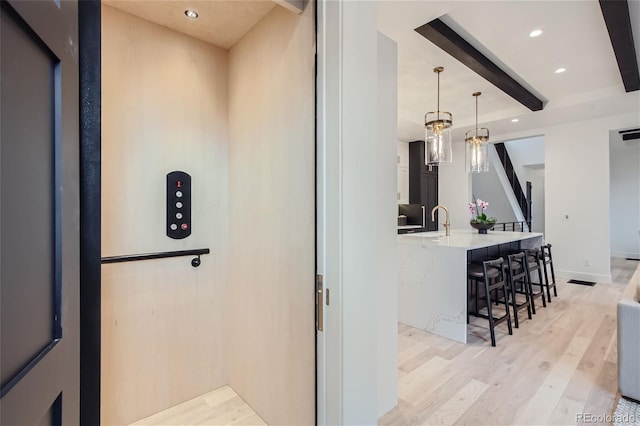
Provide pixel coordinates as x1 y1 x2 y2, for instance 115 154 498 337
398 229 543 343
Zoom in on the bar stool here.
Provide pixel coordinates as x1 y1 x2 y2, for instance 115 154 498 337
467 258 513 346
504 252 532 328
540 244 558 302
525 249 547 313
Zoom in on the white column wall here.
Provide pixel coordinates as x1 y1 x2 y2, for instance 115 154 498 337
318 1 398 423
377 32 399 417
438 142 471 231
397 141 409 204
341 1 379 423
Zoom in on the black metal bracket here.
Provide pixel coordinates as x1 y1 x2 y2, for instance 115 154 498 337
101 248 209 268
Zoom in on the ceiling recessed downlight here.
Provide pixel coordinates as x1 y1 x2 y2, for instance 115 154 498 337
184 9 198 19
511 118 519 123
529 29 543 38
555 67 566 74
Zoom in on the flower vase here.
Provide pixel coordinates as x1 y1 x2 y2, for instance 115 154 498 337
470 221 495 234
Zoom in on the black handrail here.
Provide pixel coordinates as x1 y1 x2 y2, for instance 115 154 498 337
492 221 531 232
101 248 210 267
526 181 532 226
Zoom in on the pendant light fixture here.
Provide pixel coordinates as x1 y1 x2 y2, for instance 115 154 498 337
425 67 453 167
465 92 490 173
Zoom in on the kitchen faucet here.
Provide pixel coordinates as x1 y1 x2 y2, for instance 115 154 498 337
431 205 450 236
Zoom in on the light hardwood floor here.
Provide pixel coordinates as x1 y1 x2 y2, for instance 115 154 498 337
126 259 637 426
380 259 637 426
128 386 266 426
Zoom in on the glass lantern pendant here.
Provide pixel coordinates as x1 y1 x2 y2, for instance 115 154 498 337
425 67 453 167
465 92 490 173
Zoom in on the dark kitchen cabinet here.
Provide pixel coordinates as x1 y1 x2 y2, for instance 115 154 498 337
409 141 439 231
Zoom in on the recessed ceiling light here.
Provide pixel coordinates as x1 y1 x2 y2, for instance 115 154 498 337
511 118 519 123
555 67 566 74
529 29 543 38
184 9 198 19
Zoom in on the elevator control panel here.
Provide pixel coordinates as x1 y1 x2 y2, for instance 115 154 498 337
166 171 191 239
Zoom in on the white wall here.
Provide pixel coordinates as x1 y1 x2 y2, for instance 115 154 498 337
340 2 379 423
377 32 398 417
397 141 409 203
610 131 640 259
227 4 315 425
544 114 638 283
443 111 639 283
101 6 229 424
438 141 471 231
318 1 398 423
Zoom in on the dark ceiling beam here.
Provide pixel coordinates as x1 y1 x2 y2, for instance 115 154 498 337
415 18 544 111
622 132 640 141
619 128 640 140
599 0 640 92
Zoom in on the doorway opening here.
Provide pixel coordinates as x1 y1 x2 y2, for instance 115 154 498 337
609 127 640 281
471 136 546 234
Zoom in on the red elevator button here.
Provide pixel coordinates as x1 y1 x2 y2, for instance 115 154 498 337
181 223 188 230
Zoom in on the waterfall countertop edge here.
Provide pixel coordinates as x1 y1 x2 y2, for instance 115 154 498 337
398 229 544 250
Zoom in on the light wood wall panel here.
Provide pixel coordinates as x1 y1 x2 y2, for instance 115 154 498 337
101 6 229 425
227 4 315 425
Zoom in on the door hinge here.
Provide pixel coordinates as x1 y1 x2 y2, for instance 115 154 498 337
316 274 323 332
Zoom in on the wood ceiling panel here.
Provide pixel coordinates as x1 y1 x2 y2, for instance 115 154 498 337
103 0 276 49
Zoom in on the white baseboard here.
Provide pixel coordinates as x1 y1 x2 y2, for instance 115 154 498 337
556 269 612 284
611 252 640 259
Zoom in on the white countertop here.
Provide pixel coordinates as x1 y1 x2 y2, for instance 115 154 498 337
398 229 543 250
